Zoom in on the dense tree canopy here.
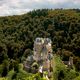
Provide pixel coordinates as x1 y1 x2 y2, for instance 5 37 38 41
0 9 80 77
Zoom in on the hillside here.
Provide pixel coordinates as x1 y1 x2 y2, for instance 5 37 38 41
0 9 80 80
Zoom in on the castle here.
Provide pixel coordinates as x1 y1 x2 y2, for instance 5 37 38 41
23 38 53 75
33 38 53 72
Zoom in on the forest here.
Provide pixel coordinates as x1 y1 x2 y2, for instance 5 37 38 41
0 9 80 80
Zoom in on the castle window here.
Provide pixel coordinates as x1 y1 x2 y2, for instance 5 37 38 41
45 38 51 44
36 38 42 43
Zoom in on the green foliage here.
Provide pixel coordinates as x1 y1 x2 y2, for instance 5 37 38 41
23 49 33 58
0 65 3 77
64 69 78 80
74 75 80 80
6 64 46 80
53 55 79 80
0 78 8 80
54 55 66 80
0 9 80 79
7 70 15 80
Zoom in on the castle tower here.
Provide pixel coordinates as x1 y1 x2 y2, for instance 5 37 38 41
33 38 43 61
33 38 53 73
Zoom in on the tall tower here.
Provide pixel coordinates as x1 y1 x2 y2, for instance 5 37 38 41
33 38 53 72
33 38 43 61
42 38 53 70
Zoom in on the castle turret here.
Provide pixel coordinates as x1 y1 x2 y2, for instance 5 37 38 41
33 38 43 61
33 38 53 75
